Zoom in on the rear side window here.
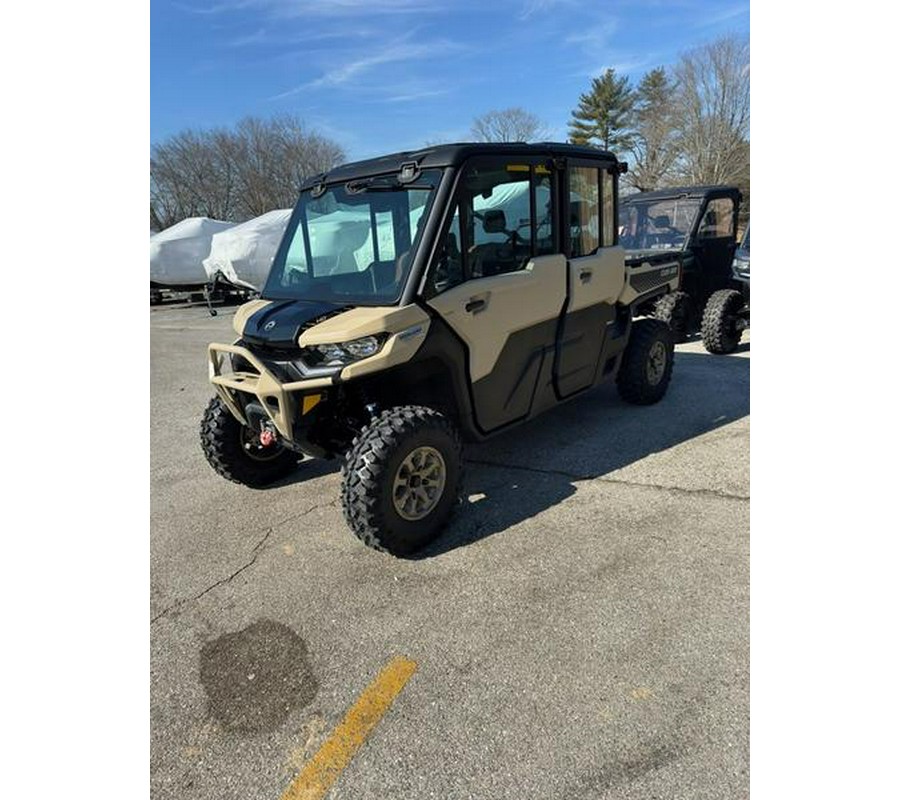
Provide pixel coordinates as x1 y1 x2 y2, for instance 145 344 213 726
569 166 600 257
697 198 736 239
601 169 616 246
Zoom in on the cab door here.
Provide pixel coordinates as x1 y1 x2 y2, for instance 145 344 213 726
426 158 566 433
690 193 741 304
555 161 625 398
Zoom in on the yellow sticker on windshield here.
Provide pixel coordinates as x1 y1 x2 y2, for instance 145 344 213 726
535 165 551 175
506 164 530 172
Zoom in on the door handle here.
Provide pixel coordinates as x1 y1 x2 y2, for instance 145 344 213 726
465 298 487 313
579 269 593 283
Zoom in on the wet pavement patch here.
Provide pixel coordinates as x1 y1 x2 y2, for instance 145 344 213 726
199 619 318 733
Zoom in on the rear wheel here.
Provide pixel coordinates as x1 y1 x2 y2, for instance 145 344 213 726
616 318 675 405
654 291 692 343
701 289 744 354
200 396 300 487
341 406 463 556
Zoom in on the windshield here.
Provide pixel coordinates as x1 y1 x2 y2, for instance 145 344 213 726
264 169 443 305
618 196 702 252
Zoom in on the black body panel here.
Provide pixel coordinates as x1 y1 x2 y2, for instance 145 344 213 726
470 318 559 433
556 303 616 398
688 238 738 308
242 299 348 350
299 142 619 190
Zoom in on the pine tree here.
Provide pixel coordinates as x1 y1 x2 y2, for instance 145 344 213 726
568 69 636 152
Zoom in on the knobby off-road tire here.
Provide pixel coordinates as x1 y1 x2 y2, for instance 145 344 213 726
701 289 744 354
616 318 675 405
654 291 692 343
341 406 463 556
200 396 300 488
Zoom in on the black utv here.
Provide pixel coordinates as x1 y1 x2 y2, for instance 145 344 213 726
201 142 680 555
619 185 742 341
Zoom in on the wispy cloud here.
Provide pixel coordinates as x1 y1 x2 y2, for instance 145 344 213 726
226 28 267 47
178 0 441 17
269 36 463 99
519 0 573 20
385 88 451 103
566 20 619 47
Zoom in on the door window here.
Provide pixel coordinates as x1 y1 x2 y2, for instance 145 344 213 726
427 160 557 295
697 198 735 239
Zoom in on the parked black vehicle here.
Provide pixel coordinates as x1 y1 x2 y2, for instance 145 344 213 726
701 222 749 354
619 186 742 341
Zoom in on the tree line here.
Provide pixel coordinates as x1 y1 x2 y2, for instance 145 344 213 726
150 115 345 231
151 34 748 231
568 34 749 205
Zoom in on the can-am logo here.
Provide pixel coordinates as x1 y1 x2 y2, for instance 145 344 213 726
263 320 277 331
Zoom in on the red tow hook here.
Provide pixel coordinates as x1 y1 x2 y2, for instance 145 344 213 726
259 429 277 447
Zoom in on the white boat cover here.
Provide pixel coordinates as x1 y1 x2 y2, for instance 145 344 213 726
150 217 235 287
203 209 292 291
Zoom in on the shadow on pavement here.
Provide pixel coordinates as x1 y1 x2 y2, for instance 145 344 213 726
415 349 749 558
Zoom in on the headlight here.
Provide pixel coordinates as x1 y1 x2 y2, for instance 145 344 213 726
309 335 386 367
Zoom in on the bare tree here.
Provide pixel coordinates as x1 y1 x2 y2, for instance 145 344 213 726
470 107 548 143
150 115 345 229
670 35 750 188
627 68 680 191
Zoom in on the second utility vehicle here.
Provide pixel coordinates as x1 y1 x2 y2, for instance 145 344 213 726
619 185 742 341
201 143 679 555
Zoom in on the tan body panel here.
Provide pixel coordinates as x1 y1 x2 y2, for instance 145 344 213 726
232 298 273 337
427 254 567 382
568 246 626 311
299 305 430 347
340 318 431 380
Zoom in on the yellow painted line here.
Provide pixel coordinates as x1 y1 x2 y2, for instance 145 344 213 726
280 656 418 800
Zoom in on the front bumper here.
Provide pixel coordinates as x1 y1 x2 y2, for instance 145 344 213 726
208 342 331 442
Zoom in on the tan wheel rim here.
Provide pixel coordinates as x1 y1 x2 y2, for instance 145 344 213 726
646 340 667 386
392 446 447 521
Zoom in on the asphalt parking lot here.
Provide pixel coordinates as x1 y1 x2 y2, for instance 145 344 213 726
150 301 749 800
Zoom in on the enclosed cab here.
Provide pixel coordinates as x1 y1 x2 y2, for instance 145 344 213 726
619 185 742 340
202 143 679 554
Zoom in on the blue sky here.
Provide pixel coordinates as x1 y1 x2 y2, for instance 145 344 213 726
151 0 748 160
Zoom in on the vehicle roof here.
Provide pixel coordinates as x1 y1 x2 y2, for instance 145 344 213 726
304 142 619 186
620 185 742 203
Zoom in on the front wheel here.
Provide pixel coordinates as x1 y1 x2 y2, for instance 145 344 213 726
701 289 744 354
341 406 463 556
616 318 675 405
200 396 300 487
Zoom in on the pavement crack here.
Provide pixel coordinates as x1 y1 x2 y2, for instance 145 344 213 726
150 501 335 625
465 458 749 502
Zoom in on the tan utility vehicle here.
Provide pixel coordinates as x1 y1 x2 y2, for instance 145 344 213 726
201 143 678 555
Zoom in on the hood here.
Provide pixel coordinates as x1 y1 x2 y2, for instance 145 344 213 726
239 299 350 349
